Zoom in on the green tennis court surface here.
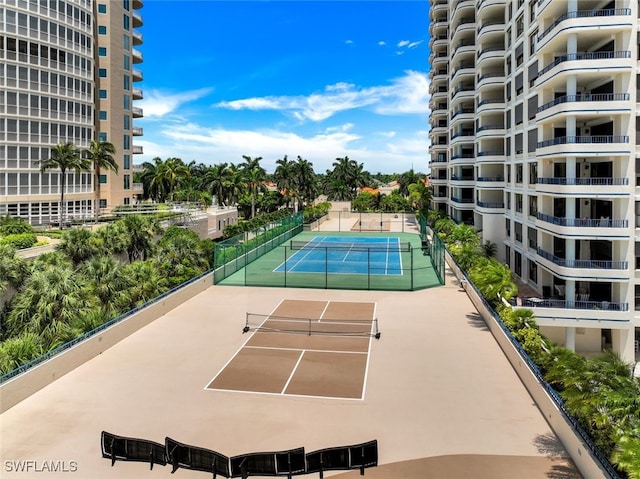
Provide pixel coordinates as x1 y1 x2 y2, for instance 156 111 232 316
218 231 441 291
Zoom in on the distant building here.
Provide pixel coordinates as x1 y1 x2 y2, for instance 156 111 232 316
1 0 144 224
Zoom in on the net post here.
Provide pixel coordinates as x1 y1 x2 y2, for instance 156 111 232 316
373 318 381 340
308 317 312 336
243 313 250 333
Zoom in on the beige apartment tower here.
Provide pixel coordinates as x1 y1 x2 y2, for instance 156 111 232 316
0 0 143 224
428 0 640 364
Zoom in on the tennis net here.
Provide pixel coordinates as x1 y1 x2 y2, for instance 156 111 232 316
243 313 380 339
289 240 411 252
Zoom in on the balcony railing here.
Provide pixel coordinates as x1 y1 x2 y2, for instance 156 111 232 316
476 201 504 208
451 130 474 140
537 213 628 228
538 9 631 42
538 51 631 77
450 176 474 181
516 298 629 311
536 248 628 269
537 177 629 186
451 107 475 120
537 93 630 113
477 176 504 182
477 45 504 59
450 153 475 160
476 124 504 132
450 197 474 203
132 126 143 135
477 71 504 82
477 97 504 107
132 145 144 154
477 150 504 157
478 20 505 33
537 135 629 148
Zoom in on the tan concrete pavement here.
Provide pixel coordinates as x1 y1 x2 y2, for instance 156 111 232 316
0 267 580 478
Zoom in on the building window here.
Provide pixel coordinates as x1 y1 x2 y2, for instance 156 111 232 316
123 14 130 30
123 0 130 11
98 111 107 120
123 155 131 169
123 75 130 90
98 4 107 13
98 47 107 56
98 68 107 77
99 198 107 209
123 175 130 190
123 55 130 71
528 261 537 284
123 115 130 130
515 194 523 213
123 135 131 149
124 197 130 205
98 89 107 99
99 175 107 184
98 25 107 35
123 95 130 109
98 132 107 142
123 34 130 50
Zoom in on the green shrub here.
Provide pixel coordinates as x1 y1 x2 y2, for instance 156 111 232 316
0 233 38 249
0 217 33 235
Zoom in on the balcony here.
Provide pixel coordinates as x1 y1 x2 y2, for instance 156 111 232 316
514 297 629 312
132 126 143 136
476 201 504 208
132 10 143 27
537 177 628 186
476 97 505 113
132 48 143 63
537 8 632 46
536 136 630 157
537 93 631 121
133 0 143 8
132 68 143 81
536 176 629 196
537 247 628 270
132 29 143 45
132 87 143 100
132 145 144 154
132 106 143 118
450 153 475 161
537 51 631 85
536 213 628 238
450 197 474 204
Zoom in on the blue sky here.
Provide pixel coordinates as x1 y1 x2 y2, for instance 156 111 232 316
136 1 430 174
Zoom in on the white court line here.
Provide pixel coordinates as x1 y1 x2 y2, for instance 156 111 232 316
281 350 305 394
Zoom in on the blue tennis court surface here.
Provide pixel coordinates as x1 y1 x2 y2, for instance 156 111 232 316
274 236 403 275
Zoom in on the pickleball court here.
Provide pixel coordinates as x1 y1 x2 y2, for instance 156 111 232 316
206 299 377 400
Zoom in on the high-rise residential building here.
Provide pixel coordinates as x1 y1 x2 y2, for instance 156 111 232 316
428 0 639 364
0 0 144 225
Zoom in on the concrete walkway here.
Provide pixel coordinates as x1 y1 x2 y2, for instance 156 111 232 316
0 266 581 478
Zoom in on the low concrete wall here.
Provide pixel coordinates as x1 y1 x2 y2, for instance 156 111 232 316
0 272 214 413
446 253 613 478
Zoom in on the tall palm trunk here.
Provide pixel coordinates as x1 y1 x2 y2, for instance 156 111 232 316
60 168 67 229
94 166 101 223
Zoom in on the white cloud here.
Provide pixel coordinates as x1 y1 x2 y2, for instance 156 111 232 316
397 40 410 48
378 41 386 46
135 121 428 174
345 39 353 45
214 71 431 121
407 41 423 49
139 88 214 117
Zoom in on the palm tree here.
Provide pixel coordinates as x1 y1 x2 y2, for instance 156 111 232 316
80 255 129 313
408 180 431 215
397 169 422 196
56 227 99 266
205 162 229 206
0 244 27 297
240 155 265 218
84 140 118 221
292 156 317 211
274 155 295 209
120 260 168 308
121 214 161 262
469 258 518 302
223 163 246 207
39 143 89 228
154 157 190 201
140 157 164 202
